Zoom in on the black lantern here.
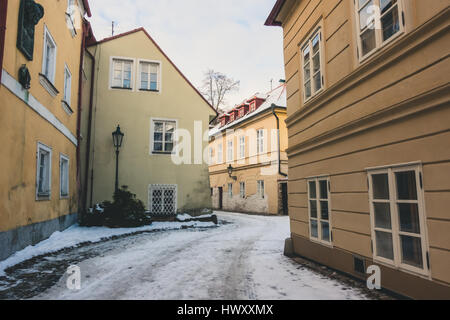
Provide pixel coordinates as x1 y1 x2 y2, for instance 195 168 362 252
112 125 124 150
112 125 124 192
227 164 237 181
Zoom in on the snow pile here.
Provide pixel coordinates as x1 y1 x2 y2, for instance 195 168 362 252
0 220 216 276
176 214 192 221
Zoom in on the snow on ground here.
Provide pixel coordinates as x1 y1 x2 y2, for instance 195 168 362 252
0 220 216 277
30 212 370 300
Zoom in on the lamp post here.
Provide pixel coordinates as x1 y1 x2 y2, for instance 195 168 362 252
227 164 237 181
112 125 124 193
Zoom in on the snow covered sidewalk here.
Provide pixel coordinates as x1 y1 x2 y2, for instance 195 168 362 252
0 219 216 277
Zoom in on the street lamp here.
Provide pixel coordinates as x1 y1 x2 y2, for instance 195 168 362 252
112 125 124 192
227 164 237 181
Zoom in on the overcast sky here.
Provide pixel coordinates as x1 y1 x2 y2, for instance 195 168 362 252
88 0 285 110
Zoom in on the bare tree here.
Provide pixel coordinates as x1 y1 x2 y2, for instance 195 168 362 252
200 69 240 112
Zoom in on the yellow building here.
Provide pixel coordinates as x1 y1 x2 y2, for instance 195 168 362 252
0 0 91 260
209 82 288 215
266 0 450 298
80 28 217 215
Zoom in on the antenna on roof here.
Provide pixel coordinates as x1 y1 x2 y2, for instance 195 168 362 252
270 79 273 91
112 21 115 36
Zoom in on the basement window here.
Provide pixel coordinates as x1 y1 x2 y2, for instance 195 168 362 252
228 183 233 198
149 184 177 215
354 256 366 274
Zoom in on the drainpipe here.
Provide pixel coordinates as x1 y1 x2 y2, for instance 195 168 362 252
0 0 7 84
82 45 95 211
272 104 288 177
76 20 87 213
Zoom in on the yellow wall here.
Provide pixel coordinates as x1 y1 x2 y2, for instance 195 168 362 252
209 108 288 214
0 0 85 232
84 30 216 212
275 0 450 294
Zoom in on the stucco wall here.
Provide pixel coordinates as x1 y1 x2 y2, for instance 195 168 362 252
280 0 450 294
85 31 216 213
0 0 83 234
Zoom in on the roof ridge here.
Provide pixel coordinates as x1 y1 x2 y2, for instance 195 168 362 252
88 27 217 117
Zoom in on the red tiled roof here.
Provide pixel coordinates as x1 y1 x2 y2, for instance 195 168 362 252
265 0 286 26
89 28 217 116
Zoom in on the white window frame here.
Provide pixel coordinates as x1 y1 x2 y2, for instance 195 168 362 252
62 64 72 110
150 118 177 155
301 27 324 103
217 143 223 164
227 139 234 162
36 142 52 200
138 59 162 93
59 154 69 199
354 0 405 61
367 163 429 277
256 129 265 154
240 182 246 199
307 176 332 246
66 0 78 37
239 136 245 159
42 25 57 84
148 184 178 215
209 147 214 164
257 180 265 199
109 56 135 90
228 183 233 198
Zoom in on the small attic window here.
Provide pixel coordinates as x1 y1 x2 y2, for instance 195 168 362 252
250 101 256 112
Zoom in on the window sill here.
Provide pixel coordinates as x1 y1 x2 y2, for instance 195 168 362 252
111 86 132 90
36 194 51 201
139 88 159 93
152 151 174 155
39 73 59 97
309 237 334 249
61 100 74 115
60 194 69 199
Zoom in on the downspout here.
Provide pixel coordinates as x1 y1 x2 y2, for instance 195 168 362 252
83 47 95 211
76 20 87 213
0 0 8 84
272 105 288 177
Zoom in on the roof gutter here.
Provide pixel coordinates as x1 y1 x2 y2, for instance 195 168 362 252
0 0 7 84
272 104 288 177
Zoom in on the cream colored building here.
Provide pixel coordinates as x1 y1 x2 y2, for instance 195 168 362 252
266 0 450 299
0 0 91 260
209 83 288 215
80 28 217 215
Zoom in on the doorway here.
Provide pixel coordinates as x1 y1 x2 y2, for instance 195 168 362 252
218 187 223 210
281 183 288 216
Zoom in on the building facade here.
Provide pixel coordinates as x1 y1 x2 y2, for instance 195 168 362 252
80 28 217 216
266 0 450 299
0 0 91 261
209 83 289 215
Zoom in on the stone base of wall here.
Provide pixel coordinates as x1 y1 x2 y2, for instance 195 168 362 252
291 234 450 299
0 213 78 262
